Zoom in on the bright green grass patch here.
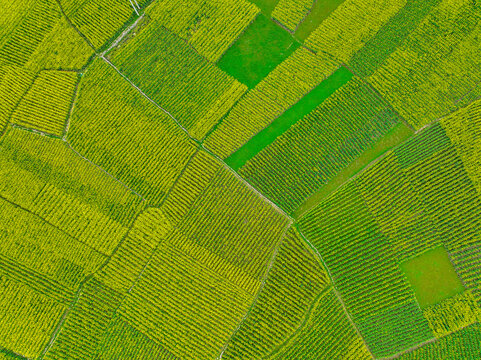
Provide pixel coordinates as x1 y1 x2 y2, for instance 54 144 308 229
294 0 346 41
226 66 353 170
217 14 299 88
294 122 413 219
250 0 280 16
400 246 465 308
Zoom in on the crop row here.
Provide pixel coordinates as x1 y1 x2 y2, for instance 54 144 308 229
0 276 65 359
304 0 405 62
423 290 481 338
161 150 222 224
0 250 75 305
394 123 451 169
0 0 58 66
108 23 246 140
11 70 78 136
298 108 481 356
205 46 339 158
399 323 481 359
60 0 133 50
0 128 145 227
271 289 371 360
44 278 122 360
98 208 173 293
405 147 481 254
441 98 481 194
95 315 178 360
119 239 254 360
147 0 259 62
299 179 419 333
356 301 433 358
0 65 35 133
0 197 106 296
369 0 481 129
32 182 127 256
44 207 176 359
449 244 481 304
223 227 329 360
271 0 314 32
176 166 289 280
68 58 197 206
168 229 261 296
24 15 94 73
239 76 400 213
348 0 441 77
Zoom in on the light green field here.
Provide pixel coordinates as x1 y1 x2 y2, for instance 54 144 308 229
400 246 465 308
217 14 300 88
250 0 280 15
294 122 414 219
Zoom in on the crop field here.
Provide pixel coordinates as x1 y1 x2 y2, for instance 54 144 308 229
1 0 481 359
217 14 300 88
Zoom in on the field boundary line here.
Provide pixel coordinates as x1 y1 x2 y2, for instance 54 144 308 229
0 194 105 257
39 275 93 359
202 145 291 219
62 72 81 140
264 285 333 359
64 140 145 199
102 55 292 220
382 321 481 360
53 0 96 51
158 148 201 209
101 56 198 143
101 15 144 57
129 0 140 15
343 62 414 132
217 220 293 360
296 226 375 358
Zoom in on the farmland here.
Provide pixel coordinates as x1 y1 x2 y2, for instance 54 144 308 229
1 0 481 359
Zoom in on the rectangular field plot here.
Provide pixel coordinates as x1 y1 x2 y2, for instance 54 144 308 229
10 70 78 136
218 14 300 88
400 246 465 308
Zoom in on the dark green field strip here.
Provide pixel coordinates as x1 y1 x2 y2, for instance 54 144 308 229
295 0 346 41
348 0 441 77
226 66 353 170
217 14 300 88
294 122 414 219
249 0 280 16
